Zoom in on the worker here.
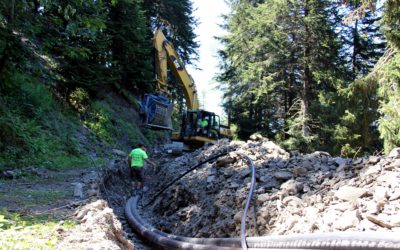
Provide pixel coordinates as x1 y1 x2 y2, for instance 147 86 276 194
128 143 156 195
197 117 209 135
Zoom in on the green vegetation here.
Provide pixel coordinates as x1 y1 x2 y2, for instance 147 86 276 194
0 70 87 169
218 0 399 156
0 0 198 170
0 209 76 249
0 188 69 206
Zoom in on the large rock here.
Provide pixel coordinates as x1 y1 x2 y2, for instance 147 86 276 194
388 147 400 158
112 149 127 157
274 171 293 180
335 186 368 202
281 180 303 195
334 210 360 230
293 167 308 177
257 193 270 203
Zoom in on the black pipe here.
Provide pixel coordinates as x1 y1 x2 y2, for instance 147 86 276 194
126 197 400 249
126 197 241 250
128 196 241 247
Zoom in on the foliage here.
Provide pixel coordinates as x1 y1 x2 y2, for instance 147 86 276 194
377 52 400 152
0 0 179 168
0 71 82 167
347 0 400 153
0 68 165 168
219 0 342 152
218 0 390 155
107 0 153 94
68 87 90 114
36 1 113 92
142 0 199 64
374 1 400 152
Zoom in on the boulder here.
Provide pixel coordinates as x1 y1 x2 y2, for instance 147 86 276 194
335 186 368 202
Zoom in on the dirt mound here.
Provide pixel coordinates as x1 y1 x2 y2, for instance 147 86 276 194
139 137 400 238
57 199 133 249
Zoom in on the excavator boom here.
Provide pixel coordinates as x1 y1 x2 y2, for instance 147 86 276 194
140 29 232 146
153 30 199 110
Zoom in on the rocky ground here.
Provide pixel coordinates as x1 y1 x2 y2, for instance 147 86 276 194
139 136 400 240
2 136 400 249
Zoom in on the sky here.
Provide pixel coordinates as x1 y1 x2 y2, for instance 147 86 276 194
186 0 230 117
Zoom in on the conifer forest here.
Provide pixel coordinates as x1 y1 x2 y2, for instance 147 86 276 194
1 0 400 163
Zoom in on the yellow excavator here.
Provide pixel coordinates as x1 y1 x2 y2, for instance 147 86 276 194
140 29 232 148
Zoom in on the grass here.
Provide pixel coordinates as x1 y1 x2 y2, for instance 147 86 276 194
0 188 69 207
0 209 76 250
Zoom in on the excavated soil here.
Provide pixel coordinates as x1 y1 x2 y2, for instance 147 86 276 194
4 136 399 249
133 136 400 240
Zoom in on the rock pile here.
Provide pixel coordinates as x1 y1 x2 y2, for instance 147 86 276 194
141 137 400 238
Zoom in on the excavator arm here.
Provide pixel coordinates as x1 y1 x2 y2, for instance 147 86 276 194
140 29 199 130
140 29 232 146
153 30 199 110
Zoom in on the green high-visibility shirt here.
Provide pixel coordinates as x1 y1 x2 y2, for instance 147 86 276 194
199 120 208 127
129 148 148 167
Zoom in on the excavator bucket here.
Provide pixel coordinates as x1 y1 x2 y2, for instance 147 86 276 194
140 94 173 130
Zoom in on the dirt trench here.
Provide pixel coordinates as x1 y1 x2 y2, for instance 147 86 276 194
98 157 156 250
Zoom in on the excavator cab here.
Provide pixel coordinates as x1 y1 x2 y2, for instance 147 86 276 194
176 110 220 147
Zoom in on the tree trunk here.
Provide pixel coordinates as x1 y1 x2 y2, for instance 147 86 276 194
352 19 359 80
302 0 311 137
10 0 15 24
0 49 8 77
34 0 41 14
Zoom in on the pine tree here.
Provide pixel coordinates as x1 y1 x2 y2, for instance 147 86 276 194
219 0 348 152
107 0 153 94
142 0 199 64
218 0 292 139
376 0 400 152
348 0 400 153
36 0 112 95
332 2 385 156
